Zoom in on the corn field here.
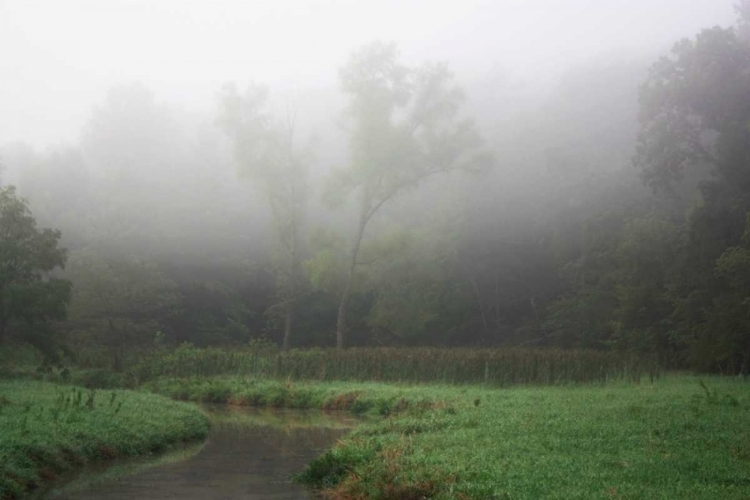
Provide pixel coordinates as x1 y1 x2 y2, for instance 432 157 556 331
131 345 660 386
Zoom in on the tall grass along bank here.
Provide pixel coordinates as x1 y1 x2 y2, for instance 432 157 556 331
133 345 658 387
0 381 209 500
145 377 455 415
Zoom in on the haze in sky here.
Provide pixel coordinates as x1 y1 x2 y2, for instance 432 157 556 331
0 0 737 147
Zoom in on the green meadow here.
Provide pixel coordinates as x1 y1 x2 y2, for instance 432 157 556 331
144 374 750 500
2 347 749 499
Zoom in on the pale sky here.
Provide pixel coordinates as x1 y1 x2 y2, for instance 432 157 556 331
0 0 737 147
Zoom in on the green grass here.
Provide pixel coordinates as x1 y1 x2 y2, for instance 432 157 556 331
148 375 750 499
304 376 750 499
0 364 130 390
205 405 362 430
145 377 455 416
0 380 209 500
4 363 748 499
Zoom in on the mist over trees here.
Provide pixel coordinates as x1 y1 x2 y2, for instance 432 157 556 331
327 42 493 348
0 2 748 374
218 83 311 351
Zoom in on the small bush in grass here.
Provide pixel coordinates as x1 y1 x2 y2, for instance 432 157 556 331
71 369 125 389
295 445 374 489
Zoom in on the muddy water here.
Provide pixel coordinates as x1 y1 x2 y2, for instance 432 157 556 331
38 407 359 500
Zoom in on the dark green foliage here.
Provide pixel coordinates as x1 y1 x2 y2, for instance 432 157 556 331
537 215 681 362
532 15 750 373
71 369 126 389
295 446 373 489
628 19 750 373
0 186 71 361
64 253 179 372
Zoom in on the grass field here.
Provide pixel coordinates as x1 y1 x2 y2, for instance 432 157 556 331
3 350 748 500
0 381 209 500
146 375 750 499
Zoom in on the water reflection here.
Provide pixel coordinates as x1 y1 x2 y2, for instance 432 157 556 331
40 407 357 500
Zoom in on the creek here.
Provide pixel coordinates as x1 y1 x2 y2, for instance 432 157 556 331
35 406 359 499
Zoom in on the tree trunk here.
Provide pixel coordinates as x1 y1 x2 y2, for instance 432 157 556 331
468 274 489 334
108 318 123 372
282 205 300 351
282 298 294 351
112 347 122 373
336 204 369 349
336 242 360 349
336 269 354 349
0 298 6 345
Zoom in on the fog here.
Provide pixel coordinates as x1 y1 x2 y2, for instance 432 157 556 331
0 0 746 357
0 0 735 146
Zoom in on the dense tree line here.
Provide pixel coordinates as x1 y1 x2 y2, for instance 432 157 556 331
1 9 749 374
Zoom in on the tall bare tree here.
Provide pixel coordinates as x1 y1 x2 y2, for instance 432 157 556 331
329 42 494 348
218 84 310 350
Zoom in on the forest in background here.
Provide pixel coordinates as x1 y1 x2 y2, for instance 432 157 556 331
2 6 750 375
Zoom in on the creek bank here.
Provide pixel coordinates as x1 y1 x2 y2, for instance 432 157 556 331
148 376 750 500
0 381 209 500
36 406 356 500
